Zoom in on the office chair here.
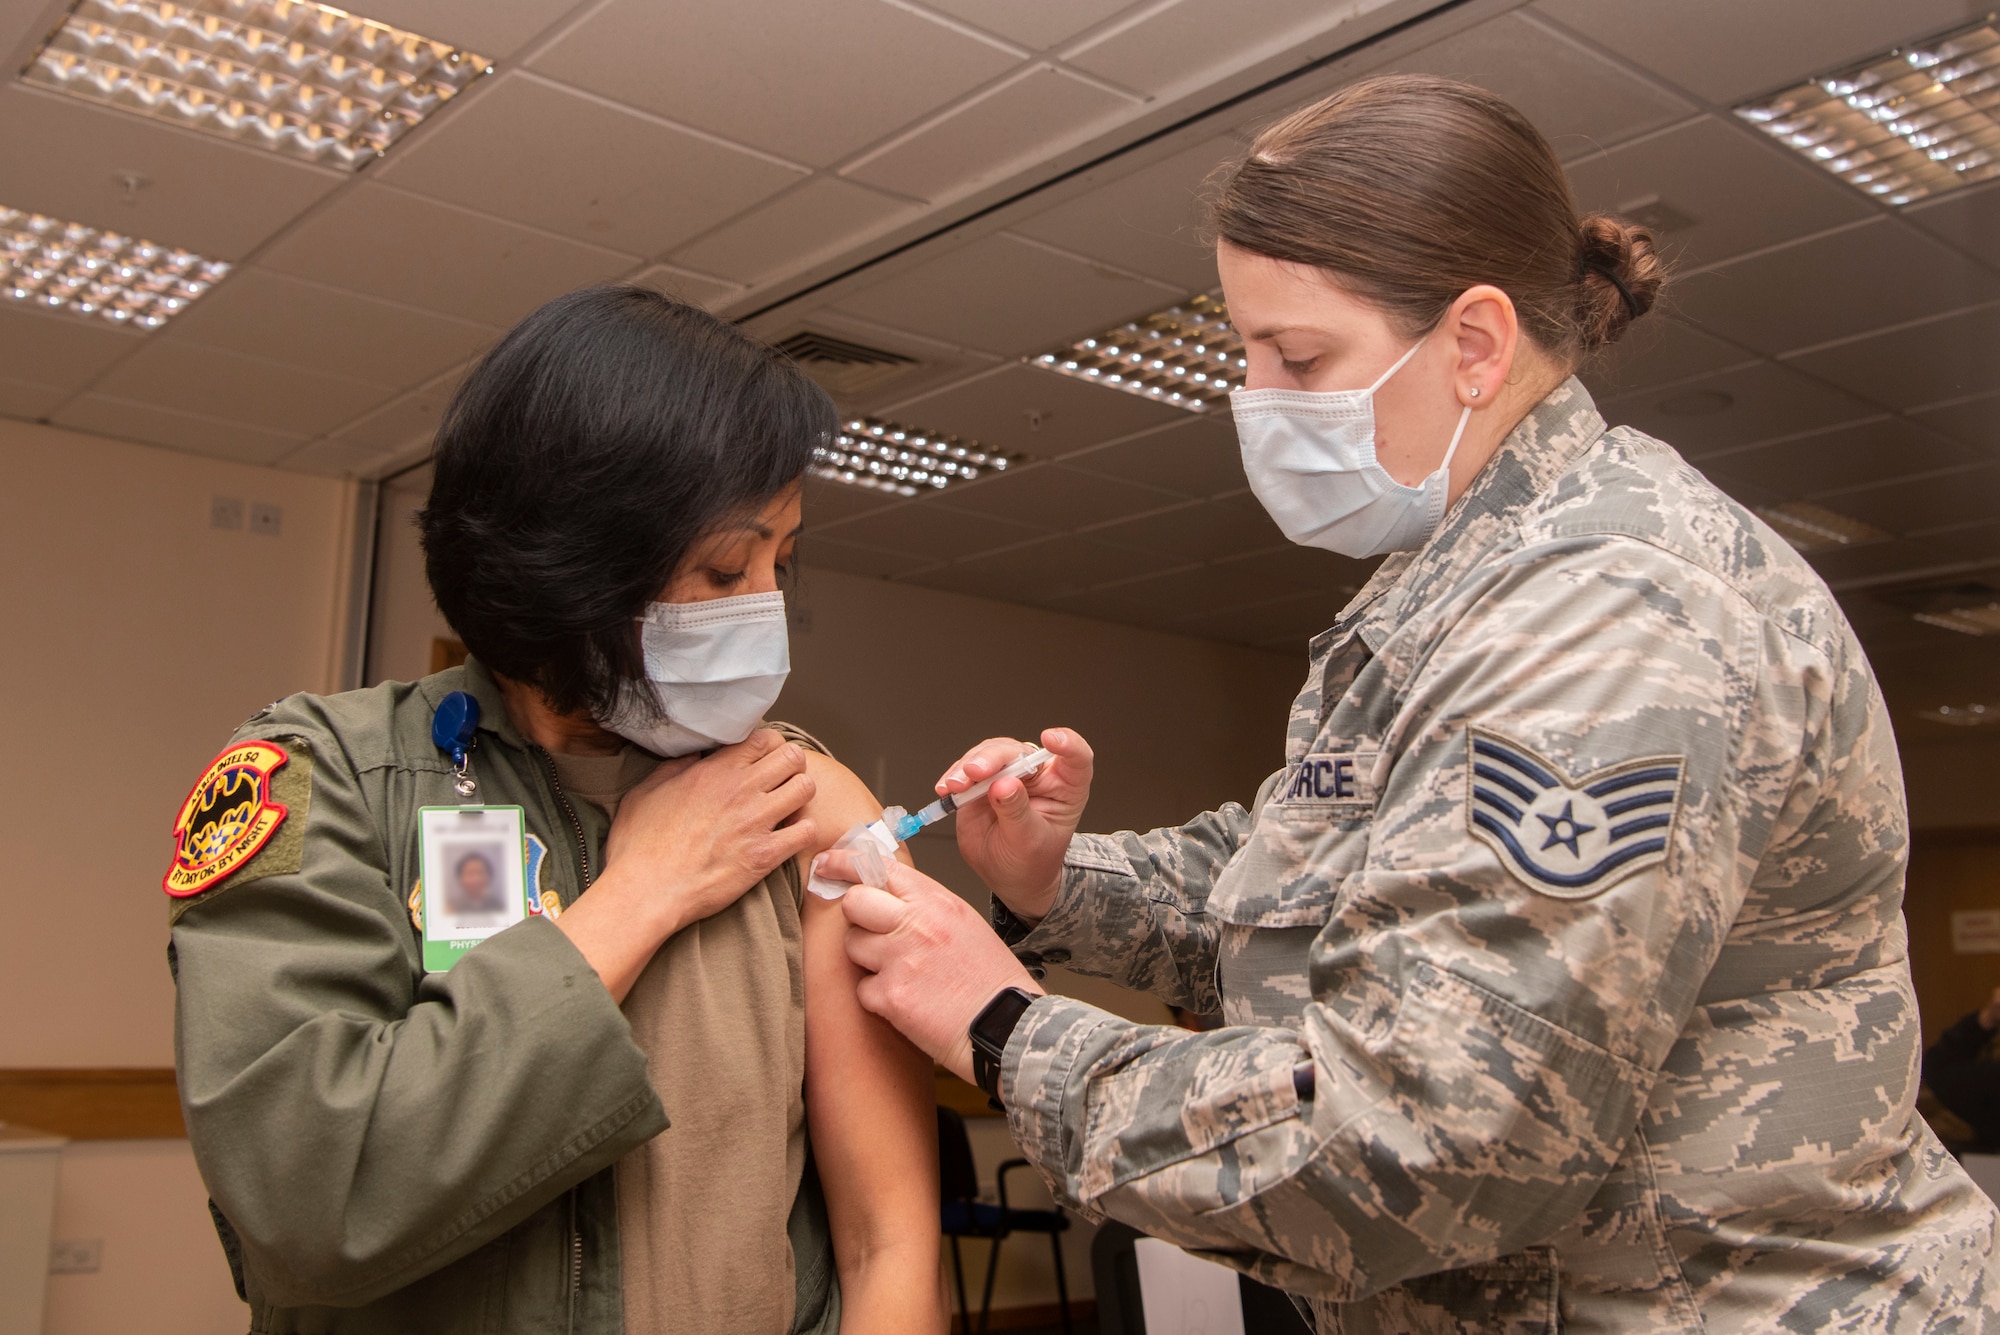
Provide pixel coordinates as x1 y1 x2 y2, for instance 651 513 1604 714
937 1106 1073 1335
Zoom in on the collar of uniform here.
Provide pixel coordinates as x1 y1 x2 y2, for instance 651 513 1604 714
1352 376 1606 653
416 654 532 753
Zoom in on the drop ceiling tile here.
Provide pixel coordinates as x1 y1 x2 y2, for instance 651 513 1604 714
1211 545 1377 599
799 535 909 580
53 393 305 464
1930 519 2000 564
1906 181 2000 271
1672 221 2000 357
1912 391 2000 456
258 185 638 327
627 265 743 312
1083 492 1283 561
0 86 341 261
0 375 67 420
168 269 497 386
672 178 916 284
1389 11 1694 159
1530 0 1986 105
330 0 576 57
834 234 1176 357
744 309 999 414
804 476 904 527
816 497 1051 561
376 73 806 256
921 0 1132 49
1565 116 1874 272
528 0 1019 167
1786 305 2000 413
1066 0 1386 96
886 361 1184 456
0 302 145 388
1580 318 1756 399
930 462 1181 531
844 65 1134 203
1007 136 1235 293
95 339 389 435
905 533 1161 602
1822 464 2000 537
1801 534 1960 586
1700 418 1977 498
1599 361 1879 457
326 375 463 455
1064 413 1247 499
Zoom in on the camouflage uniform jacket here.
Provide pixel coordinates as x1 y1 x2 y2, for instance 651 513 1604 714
997 379 2000 1333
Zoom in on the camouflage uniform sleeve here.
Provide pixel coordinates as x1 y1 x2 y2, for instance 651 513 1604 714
998 801 1263 1013
171 716 666 1308
999 535 1797 1301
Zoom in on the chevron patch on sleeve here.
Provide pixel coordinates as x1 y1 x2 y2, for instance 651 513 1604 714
1465 728 1683 899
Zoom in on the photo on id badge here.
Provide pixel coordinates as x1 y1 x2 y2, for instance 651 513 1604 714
418 806 528 972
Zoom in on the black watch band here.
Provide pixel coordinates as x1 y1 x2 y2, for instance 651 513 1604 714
969 987 1038 1106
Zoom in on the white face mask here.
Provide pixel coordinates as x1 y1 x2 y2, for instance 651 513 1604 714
597 590 791 758
1231 339 1473 559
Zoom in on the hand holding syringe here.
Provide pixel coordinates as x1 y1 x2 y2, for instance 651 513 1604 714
806 746 1055 899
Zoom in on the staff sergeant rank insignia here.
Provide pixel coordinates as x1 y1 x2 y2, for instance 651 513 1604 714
1466 728 1683 899
165 741 291 897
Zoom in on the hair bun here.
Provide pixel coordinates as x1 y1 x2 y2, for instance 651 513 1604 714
1576 214 1663 349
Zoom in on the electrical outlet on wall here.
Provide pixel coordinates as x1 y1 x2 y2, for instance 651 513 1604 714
249 502 284 537
210 496 244 530
50 1238 103 1274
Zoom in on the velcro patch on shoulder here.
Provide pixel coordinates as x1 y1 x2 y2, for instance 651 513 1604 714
165 738 314 921
1465 728 1682 900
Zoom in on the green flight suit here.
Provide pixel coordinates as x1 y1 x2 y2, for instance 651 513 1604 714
168 659 837 1333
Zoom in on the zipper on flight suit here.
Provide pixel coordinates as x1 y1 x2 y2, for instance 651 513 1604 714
531 745 592 1332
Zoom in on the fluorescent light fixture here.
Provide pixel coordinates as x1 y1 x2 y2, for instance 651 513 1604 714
1913 603 2000 635
1756 501 1889 552
23 0 493 170
1029 292 1245 413
1 203 229 328
811 418 1018 498
1735 18 2000 206
1921 702 1999 725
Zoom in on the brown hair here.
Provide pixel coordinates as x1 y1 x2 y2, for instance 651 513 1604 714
1211 74 1665 362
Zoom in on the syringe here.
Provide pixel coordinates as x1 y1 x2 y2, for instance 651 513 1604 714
885 746 1054 842
806 746 1055 899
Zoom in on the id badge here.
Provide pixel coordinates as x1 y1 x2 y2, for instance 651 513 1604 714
417 805 529 972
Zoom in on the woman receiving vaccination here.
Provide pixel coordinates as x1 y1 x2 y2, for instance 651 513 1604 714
166 288 945 1334
832 75 2000 1332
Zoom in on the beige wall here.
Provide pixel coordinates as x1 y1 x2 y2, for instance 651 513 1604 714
0 420 354 1331
0 420 352 1068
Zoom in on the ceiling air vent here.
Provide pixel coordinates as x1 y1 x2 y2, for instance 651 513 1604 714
774 330 918 396
1878 579 2000 635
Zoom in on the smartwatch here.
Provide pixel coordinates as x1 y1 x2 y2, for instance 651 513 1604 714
969 987 1039 1107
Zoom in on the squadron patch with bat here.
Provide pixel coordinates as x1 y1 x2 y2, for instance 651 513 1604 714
166 740 300 899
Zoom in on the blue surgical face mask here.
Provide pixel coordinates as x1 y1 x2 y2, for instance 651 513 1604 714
1230 339 1473 559
597 590 791 757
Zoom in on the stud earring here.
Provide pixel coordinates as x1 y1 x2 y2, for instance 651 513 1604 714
1469 386 1481 399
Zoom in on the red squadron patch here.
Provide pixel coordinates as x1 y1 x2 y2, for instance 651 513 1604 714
165 741 291 897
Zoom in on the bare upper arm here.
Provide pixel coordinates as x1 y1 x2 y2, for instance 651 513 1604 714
796 750 914 870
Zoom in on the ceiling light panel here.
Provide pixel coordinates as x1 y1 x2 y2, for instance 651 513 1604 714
24 0 493 171
1921 702 1999 725
1755 501 1890 552
811 418 1019 498
2 204 228 328
1030 292 1246 413
1735 19 2000 206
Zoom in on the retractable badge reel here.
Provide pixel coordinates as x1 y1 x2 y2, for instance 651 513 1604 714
417 689 529 970
432 690 480 797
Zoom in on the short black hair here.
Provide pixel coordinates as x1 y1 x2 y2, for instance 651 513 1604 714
420 286 830 717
